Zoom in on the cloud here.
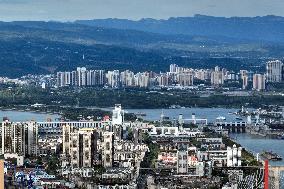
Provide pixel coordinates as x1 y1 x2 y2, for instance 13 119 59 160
0 0 283 21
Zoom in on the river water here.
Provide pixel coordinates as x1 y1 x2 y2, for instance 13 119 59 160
0 110 60 122
125 107 244 123
230 133 284 166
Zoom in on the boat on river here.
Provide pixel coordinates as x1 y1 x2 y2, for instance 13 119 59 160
135 112 147 116
277 134 284 140
261 151 282 161
235 117 243 121
216 116 226 122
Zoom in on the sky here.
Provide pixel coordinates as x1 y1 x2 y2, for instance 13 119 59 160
0 0 283 21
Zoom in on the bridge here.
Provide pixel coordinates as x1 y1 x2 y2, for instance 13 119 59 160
215 121 247 133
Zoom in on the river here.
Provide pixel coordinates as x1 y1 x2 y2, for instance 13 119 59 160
0 110 60 122
230 133 284 166
125 107 244 123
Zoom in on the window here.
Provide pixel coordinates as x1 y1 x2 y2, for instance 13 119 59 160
85 151 89 159
106 154 110 162
72 140 77 147
106 142 110 150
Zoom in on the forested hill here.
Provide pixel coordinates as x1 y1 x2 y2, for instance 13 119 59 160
0 19 283 77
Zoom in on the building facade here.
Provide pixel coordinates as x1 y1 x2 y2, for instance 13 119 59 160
0 120 38 157
253 74 266 91
227 145 242 167
211 66 224 86
266 60 283 83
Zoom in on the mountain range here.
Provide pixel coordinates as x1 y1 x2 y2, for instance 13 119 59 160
0 15 284 77
76 14 284 43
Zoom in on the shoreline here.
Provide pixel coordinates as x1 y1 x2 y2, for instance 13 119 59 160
0 108 58 115
229 133 284 166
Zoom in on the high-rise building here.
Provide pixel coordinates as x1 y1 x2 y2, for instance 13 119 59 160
56 71 71 87
91 70 105 86
226 72 238 81
77 67 87 86
242 74 248 90
64 72 71 86
266 60 283 83
57 68 106 87
157 74 169 86
177 73 194 86
112 104 124 125
120 70 134 87
195 69 211 81
106 70 120 88
62 124 72 156
0 120 38 156
134 72 150 88
56 72 65 87
102 132 114 167
211 66 224 86
240 70 248 80
253 74 266 91
240 70 249 89
177 143 188 174
71 71 77 86
170 64 178 73
86 70 92 86
63 125 101 168
227 145 242 167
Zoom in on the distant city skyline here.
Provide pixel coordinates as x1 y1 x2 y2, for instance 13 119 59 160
0 0 284 21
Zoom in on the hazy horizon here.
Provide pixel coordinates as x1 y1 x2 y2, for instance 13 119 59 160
0 14 283 23
0 0 284 21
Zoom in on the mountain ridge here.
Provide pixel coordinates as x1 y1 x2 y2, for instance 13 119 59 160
75 14 284 43
0 17 282 77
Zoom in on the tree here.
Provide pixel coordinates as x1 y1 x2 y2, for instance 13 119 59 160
46 155 60 175
127 128 133 141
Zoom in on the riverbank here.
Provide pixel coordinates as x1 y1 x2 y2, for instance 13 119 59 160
0 86 283 110
230 133 284 166
0 104 137 122
0 109 60 122
0 106 60 115
222 136 261 167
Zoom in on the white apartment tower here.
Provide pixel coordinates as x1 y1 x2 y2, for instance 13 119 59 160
242 74 248 90
211 66 224 86
77 67 87 86
253 74 266 91
266 60 283 83
227 145 242 167
178 73 194 86
157 74 169 86
112 104 124 125
106 70 120 88
170 64 178 73
177 143 188 174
